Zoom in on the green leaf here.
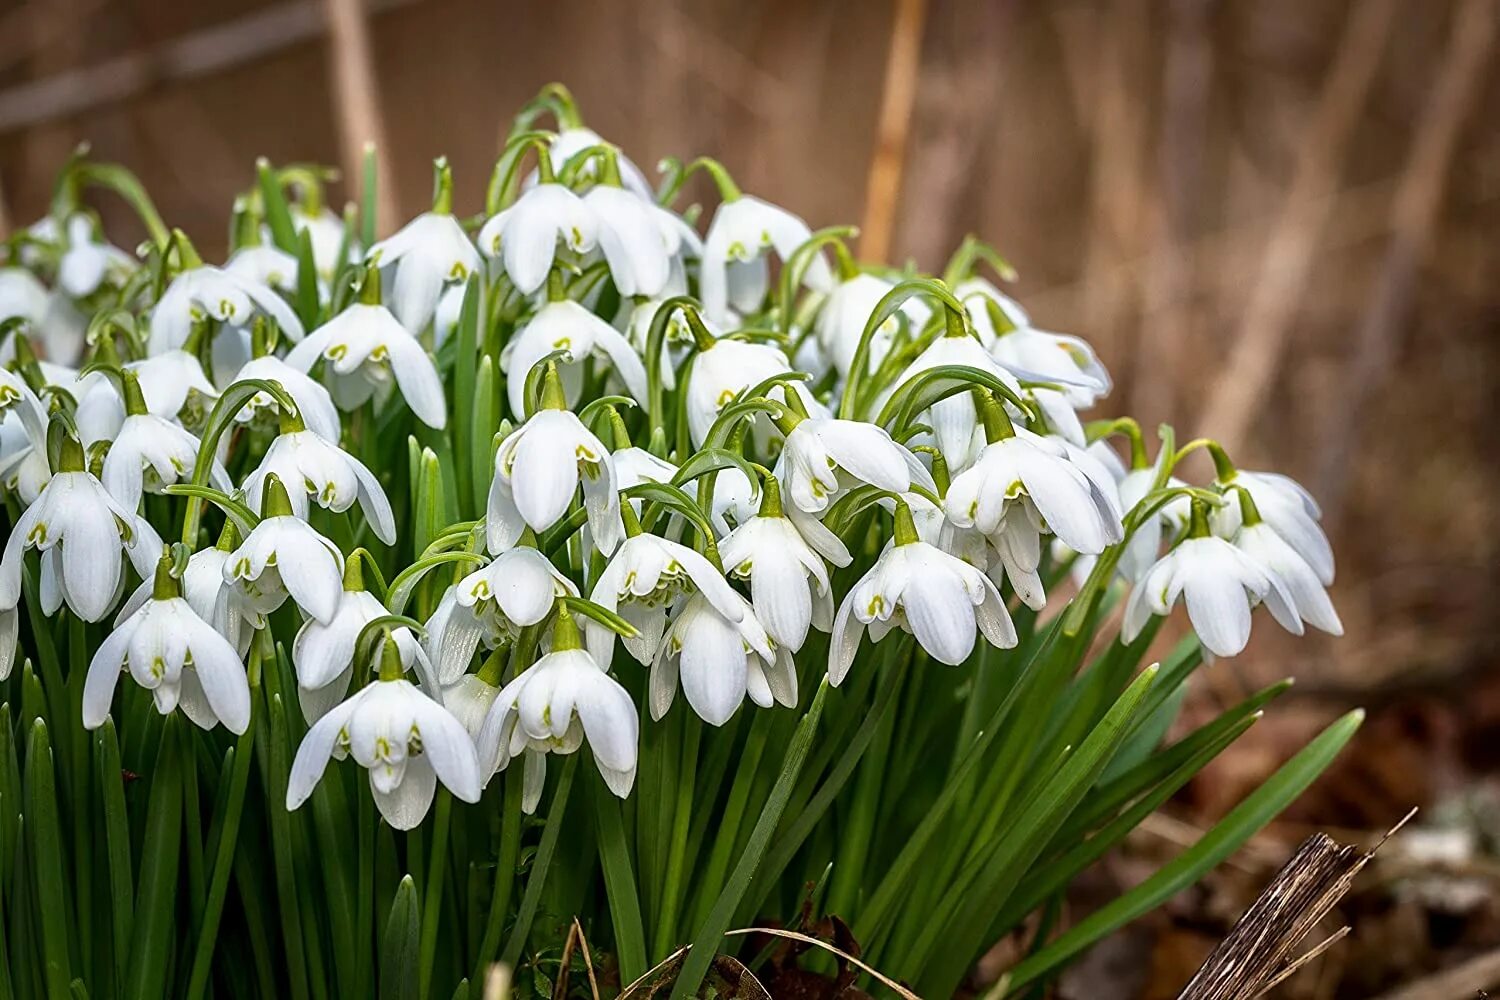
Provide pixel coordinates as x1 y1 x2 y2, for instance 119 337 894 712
1004 709 1365 992
294 226 321 331
451 278 481 518
24 721 72 1000
185 721 258 1000
94 722 133 990
669 682 829 1000
381 875 421 1000
125 717 183 1000
592 768 647 984
258 159 299 254
361 145 379 249
500 755 577 969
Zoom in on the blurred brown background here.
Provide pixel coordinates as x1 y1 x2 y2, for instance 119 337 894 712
2 0 1498 995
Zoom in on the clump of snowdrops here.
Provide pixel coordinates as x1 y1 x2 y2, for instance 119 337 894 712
0 84 1358 999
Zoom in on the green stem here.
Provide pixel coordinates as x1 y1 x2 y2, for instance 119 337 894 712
417 789 452 1000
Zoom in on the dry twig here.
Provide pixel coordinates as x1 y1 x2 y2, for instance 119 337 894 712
323 0 399 236
860 0 930 263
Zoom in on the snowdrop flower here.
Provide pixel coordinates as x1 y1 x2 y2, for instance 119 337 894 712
0 434 146 622
651 590 795 727
1213 469 1334 586
117 521 257 658
73 347 220 446
284 276 447 429
815 272 930 379
486 370 623 555
957 276 1030 347
684 335 819 449
288 638 481 829
945 402 1122 559
586 510 742 667
0 419 50 505
83 549 250 734
583 181 671 297
224 473 344 625
229 354 342 442
366 160 481 332
444 672 500 741
58 215 134 298
699 189 831 324
241 420 396 545
990 326 1111 409
428 546 578 683
102 370 231 512
706 464 761 537
1123 499 1300 658
777 406 927 514
293 560 428 721
720 478 841 651
829 502 1016 684
1114 464 1191 583
885 328 1025 470
477 608 638 808
1234 517 1342 637
148 241 304 354
226 243 299 295
612 445 678 509
0 268 50 325
0 365 47 448
479 182 595 296
502 296 648 418
539 126 654 199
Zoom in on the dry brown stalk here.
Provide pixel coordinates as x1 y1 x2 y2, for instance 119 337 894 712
860 0 930 264
1196 0 1398 456
323 0 398 237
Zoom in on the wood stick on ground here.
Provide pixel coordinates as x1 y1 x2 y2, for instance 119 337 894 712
1195 0 1397 455
860 0 930 264
323 0 399 238
1176 811 1414 1000
1313 0 1497 520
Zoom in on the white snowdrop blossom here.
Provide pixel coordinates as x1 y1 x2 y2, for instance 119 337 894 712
476 610 638 809
226 243 299 295
224 474 345 625
583 184 672 297
684 337 819 449
651 591 795 727
815 272 928 379
778 412 926 514
479 183 596 296
1122 501 1302 658
229 355 342 442
241 427 396 545
285 297 447 429
293 570 429 721
585 527 742 667
1234 521 1343 637
502 299 648 418
945 422 1123 560
288 663 481 830
367 177 481 333
101 371 230 512
829 504 1017 685
149 262 304 354
719 480 841 652
486 397 623 555
886 330 1025 470
427 546 579 683
699 193 831 324
83 552 251 734
1214 470 1334 586
0 438 148 622
58 215 133 298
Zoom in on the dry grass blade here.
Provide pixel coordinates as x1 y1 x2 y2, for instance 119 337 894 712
1252 926 1349 998
572 917 601 1000
725 927 922 999
1176 810 1414 1000
617 947 688 999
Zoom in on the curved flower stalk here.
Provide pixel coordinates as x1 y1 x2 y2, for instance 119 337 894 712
83 548 251 733
476 607 638 811
288 635 481 829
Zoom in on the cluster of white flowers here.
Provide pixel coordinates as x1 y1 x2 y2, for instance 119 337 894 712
0 89 1340 831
